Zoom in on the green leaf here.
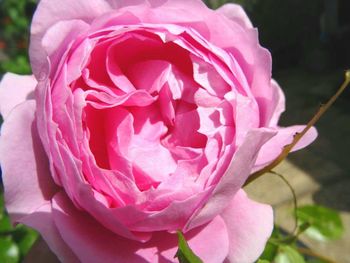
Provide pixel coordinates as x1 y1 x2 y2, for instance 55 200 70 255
297 205 344 241
175 231 203 263
0 213 13 232
0 237 20 263
12 225 38 256
259 226 281 261
0 192 13 233
257 260 270 263
297 222 311 234
275 246 305 263
1 56 31 75
259 241 279 261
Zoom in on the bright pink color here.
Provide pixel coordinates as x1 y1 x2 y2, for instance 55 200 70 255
0 1 317 262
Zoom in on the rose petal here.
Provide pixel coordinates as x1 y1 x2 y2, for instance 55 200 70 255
233 93 260 146
254 126 318 171
186 5 274 128
267 79 286 127
128 106 177 182
246 47 274 127
51 142 149 241
30 0 112 77
0 101 58 223
191 55 230 98
41 20 90 77
119 0 207 9
220 190 273 263
157 216 229 263
186 128 276 230
52 191 229 263
52 191 151 263
216 3 253 29
85 89 156 108
0 73 36 119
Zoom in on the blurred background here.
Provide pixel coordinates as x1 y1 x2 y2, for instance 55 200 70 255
0 0 349 262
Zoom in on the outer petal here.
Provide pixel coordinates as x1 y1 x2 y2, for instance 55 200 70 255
0 73 36 119
216 3 253 29
20 202 79 263
113 0 208 10
52 191 229 263
254 126 318 171
30 0 112 77
158 216 229 263
202 6 274 127
103 0 212 38
52 191 153 263
150 0 207 9
186 128 276 230
0 100 58 223
41 20 90 77
220 190 273 263
267 79 286 127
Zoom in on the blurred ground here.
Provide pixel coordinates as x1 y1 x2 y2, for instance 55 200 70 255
245 68 350 263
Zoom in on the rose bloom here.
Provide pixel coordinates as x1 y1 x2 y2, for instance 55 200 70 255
0 0 317 262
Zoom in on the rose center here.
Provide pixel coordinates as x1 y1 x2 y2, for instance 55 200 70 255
78 31 216 191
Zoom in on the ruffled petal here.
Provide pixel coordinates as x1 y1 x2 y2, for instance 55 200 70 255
30 0 112 77
52 191 229 263
266 79 286 127
113 0 208 11
41 20 90 77
0 73 36 119
254 126 318 171
157 216 229 263
186 128 276 230
52 191 148 263
220 190 273 263
0 100 58 223
216 3 253 29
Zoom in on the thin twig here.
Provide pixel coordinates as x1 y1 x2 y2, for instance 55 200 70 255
244 70 350 186
298 247 338 263
270 170 298 235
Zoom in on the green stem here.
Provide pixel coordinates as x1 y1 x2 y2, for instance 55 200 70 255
270 170 299 235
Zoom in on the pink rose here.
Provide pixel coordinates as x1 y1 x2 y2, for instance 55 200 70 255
0 1 317 262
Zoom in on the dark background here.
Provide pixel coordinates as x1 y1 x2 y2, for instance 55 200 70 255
205 0 350 72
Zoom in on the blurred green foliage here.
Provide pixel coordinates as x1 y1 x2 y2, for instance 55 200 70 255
259 204 344 262
0 190 38 263
297 205 344 241
0 0 36 75
0 3 38 260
